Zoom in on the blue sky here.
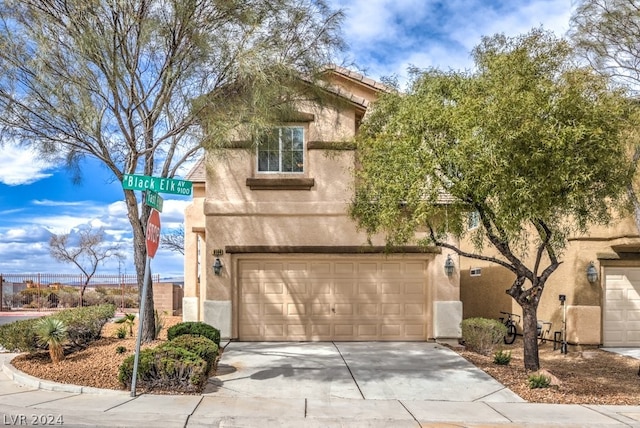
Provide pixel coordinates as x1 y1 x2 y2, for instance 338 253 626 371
0 0 574 277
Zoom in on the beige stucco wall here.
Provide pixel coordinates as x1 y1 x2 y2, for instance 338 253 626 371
459 214 640 345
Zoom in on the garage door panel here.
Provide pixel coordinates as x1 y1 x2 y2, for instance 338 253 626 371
264 303 283 315
358 303 378 316
334 303 353 315
239 257 430 341
335 324 355 337
335 263 355 274
382 283 401 294
357 325 377 336
604 268 640 346
405 303 425 315
264 282 284 294
605 311 624 322
312 304 330 315
382 303 401 315
357 282 377 295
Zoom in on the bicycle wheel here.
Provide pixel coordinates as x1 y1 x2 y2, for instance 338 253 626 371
504 323 517 344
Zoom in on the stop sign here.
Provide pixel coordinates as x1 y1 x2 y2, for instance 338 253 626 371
146 209 161 259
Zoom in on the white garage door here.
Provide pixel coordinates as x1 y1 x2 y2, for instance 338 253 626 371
238 256 430 341
604 267 640 347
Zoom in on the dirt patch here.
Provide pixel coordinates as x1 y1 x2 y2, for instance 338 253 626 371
11 316 183 391
454 339 640 405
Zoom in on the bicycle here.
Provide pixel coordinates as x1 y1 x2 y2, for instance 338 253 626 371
499 311 520 344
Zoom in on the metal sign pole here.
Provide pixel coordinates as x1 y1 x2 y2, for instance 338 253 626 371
130 255 151 397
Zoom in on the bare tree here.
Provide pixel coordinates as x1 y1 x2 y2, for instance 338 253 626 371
161 225 184 255
0 0 345 342
49 226 124 305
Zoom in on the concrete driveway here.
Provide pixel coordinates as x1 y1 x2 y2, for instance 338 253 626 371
206 342 523 403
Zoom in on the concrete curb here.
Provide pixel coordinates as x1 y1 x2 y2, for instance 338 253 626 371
1 353 129 396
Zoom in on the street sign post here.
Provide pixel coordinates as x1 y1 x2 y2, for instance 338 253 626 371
122 173 192 196
131 208 161 396
144 190 164 212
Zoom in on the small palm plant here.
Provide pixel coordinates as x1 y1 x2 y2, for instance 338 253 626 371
35 317 67 364
115 313 136 337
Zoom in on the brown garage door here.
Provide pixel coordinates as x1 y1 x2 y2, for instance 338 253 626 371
238 256 430 341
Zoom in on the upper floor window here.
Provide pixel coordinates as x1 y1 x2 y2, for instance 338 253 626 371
468 210 480 230
257 127 304 173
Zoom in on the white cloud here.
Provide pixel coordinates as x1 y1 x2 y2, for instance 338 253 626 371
0 142 57 185
331 0 575 84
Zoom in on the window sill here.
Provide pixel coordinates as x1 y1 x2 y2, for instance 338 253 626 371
246 177 315 190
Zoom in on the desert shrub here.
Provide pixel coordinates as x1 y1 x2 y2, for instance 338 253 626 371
52 304 115 347
118 345 208 393
167 322 220 346
528 373 551 389
56 290 80 308
164 335 219 373
35 317 67 364
115 345 127 354
461 318 507 355
116 326 127 339
493 349 512 365
80 289 103 306
0 318 40 352
115 313 136 336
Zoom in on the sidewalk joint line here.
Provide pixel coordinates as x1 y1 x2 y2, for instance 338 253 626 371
332 342 365 400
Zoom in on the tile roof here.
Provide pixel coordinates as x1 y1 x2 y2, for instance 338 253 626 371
185 156 206 182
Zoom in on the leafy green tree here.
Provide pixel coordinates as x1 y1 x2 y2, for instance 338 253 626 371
0 0 345 343
569 0 640 236
350 29 635 371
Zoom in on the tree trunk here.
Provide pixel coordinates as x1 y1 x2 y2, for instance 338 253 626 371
521 302 540 371
125 189 156 344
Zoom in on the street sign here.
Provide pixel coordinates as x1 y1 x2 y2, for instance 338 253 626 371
146 209 161 259
144 190 164 212
122 173 192 196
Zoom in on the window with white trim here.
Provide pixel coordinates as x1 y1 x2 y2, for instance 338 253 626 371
468 211 480 230
257 127 304 173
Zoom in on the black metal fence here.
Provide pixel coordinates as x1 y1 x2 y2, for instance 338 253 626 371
0 273 159 312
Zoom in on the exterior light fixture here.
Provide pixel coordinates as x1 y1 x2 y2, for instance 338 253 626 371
444 254 455 277
586 261 598 284
213 257 223 276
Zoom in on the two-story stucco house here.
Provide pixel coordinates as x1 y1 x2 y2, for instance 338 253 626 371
182 66 463 342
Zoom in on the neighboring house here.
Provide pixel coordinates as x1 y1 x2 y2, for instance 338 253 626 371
183 66 462 341
460 215 640 348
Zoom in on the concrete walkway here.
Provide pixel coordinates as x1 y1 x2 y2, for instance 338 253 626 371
0 342 639 427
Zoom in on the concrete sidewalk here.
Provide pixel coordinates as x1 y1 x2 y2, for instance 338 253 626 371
0 342 639 427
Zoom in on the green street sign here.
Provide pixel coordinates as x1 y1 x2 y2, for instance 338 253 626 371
122 174 192 196
144 190 164 212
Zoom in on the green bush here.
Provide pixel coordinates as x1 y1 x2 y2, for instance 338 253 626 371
167 322 220 346
0 318 40 352
118 346 208 393
528 373 551 389
461 317 507 355
52 304 115 347
116 326 127 339
164 335 219 373
493 349 512 365
115 345 127 354
0 304 116 353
